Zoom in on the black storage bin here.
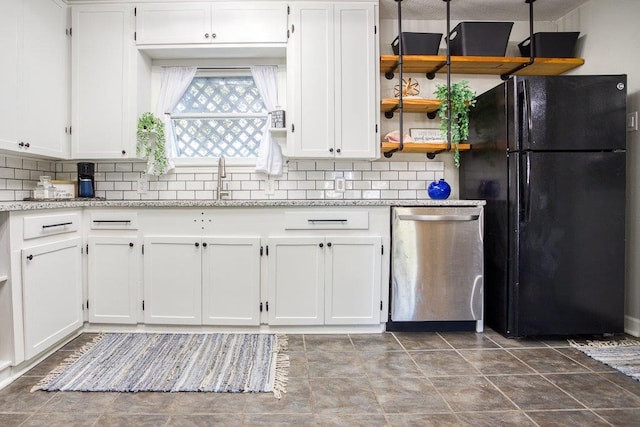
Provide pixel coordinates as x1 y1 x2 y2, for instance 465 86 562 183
391 32 442 55
518 32 580 58
446 22 514 56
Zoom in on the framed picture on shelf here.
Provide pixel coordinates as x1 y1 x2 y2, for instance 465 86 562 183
409 128 443 143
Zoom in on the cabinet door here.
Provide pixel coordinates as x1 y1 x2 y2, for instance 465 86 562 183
202 237 260 325
212 2 287 43
143 237 202 324
287 3 335 158
266 237 324 325
22 238 82 360
71 5 135 158
19 0 68 158
325 236 382 325
87 236 140 324
333 3 378 159
135 2 211 45
0 0 19 152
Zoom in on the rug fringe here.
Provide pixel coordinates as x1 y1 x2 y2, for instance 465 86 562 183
30 333 105 393
569 338 640 349
272 334 290 399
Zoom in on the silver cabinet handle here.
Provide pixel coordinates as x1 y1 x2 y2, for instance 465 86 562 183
307 219 348 223
92 220 131 223
397 214 480 222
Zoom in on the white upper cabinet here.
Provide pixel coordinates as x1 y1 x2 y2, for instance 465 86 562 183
287 2 378 159
135 2 288 45
0 0 68 158
71 4 137 159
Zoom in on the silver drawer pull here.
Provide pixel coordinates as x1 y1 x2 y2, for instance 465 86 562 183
42 221 73 229
397 214 480 222
307 219 348 223
93 220 132 223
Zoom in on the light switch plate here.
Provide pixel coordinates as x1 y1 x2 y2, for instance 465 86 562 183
335 177 346 193
136 176 149 194
265 178 275 195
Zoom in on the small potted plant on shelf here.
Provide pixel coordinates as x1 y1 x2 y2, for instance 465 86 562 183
137 112 168 176
435 80 476 167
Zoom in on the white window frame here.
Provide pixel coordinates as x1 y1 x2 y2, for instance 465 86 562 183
149 59 287 170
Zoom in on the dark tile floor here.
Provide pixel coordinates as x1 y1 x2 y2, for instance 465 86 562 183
1 330 640 426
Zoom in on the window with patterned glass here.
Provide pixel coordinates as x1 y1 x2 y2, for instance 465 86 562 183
171 72 267 158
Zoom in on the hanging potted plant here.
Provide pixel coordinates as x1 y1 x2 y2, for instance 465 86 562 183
136 112 169 176
434 80 476 167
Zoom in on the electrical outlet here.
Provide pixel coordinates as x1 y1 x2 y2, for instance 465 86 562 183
265 178 275 195
627 111 638 132
137 176 149 194
335 177 346 193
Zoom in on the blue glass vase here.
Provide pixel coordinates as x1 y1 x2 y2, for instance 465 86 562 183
427 179 451 200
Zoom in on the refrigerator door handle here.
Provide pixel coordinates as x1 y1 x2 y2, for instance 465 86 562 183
522 80 533 147
521 152 532 223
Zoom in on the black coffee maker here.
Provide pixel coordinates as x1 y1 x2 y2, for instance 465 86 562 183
77 162 95 198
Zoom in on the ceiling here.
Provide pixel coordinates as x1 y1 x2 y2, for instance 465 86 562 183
379 0 591 21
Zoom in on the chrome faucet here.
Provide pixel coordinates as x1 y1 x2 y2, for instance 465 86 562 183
216 155 230 200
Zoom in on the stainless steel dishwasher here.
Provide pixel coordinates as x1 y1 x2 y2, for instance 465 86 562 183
391 206 484 332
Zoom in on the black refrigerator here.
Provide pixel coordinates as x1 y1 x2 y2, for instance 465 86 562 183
460 75 627 337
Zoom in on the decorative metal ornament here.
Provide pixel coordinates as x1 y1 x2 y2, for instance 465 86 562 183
394 77 420 97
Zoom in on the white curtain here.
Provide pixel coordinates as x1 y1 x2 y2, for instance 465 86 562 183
251 65 283 177
154 66 197 174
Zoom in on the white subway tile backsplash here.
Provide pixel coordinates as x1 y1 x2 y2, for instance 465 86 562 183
6 157 22 168
306 171 324 180
362 171 381 181
316 160 335 170
97 163 115 172
0 155 448 202
0 168 14 179
380 171 399 180
295 160 316 171
371 162 390 171
115 163 133 172
167 181 186 191
352 161 372 171
185 181 204 191
372 181 389 190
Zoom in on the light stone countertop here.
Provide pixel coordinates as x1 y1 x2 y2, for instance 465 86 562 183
0 198 486 212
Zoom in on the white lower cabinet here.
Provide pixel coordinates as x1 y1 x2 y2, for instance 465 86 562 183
22 237 83 360
202 237 261 326
143 235 261 326
266 237 325 325
87 236 140 324
143 237 202 325
266 235 383 326
324 236 381 325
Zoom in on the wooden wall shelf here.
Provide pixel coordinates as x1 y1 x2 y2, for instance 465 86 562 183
381 142 471 154
381 98 440 114
380 55 585 77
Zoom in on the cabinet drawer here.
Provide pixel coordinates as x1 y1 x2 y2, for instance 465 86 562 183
284 211 369 230
23 213 81 240
90 211 138 230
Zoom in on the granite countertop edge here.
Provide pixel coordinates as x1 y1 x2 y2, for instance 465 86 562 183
0 199 486 212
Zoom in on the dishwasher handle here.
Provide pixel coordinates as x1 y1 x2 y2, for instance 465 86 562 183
397 214 480 222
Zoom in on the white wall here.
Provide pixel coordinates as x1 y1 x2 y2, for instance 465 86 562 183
558 0 640 336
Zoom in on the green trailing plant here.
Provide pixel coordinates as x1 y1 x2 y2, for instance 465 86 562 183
136 112 169 176
435 80 477 167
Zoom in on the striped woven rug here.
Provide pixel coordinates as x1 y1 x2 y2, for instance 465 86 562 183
32 333 289 398
570 338 640 382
